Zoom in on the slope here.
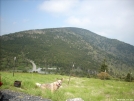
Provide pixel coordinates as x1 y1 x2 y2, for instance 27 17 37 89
0 27 134 76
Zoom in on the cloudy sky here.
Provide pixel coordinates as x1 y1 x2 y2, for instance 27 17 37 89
1 0 134 45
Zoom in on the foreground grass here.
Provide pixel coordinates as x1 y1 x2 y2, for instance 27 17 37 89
0 72 134 101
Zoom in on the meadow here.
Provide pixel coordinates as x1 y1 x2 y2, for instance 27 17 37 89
0 72 134 101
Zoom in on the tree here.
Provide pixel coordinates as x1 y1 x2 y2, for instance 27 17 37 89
100 59 108 72
125 73 132 82
98 59 111 80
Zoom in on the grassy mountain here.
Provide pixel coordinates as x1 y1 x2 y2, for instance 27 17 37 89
0 27 134 76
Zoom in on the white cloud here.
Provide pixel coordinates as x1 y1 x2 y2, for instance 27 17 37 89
66 16 90 27
39 0 134 45
39 0 78 14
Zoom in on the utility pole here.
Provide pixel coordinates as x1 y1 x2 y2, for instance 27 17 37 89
68 63 74 85
13 57 16 77
130 72 132 82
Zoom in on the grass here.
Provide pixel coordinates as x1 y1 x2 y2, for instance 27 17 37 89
0 72 134 101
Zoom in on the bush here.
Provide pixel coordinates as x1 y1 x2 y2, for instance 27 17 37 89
125 73 133 82
97 72 111 80
23 70 28 73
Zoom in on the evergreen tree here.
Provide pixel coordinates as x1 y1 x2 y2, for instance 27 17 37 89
100 59 108 72
125 73 132 82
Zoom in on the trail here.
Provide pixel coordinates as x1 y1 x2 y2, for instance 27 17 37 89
26 59 37 72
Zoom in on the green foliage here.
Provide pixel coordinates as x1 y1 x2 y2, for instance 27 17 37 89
0 27 134 77
100 59 108 72
125 73 133 82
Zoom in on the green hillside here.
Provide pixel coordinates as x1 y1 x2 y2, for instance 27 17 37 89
0 27 134 77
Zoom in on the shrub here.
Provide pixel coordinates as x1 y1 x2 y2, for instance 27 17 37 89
97 72 111 80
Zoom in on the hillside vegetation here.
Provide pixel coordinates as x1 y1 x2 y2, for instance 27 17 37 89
0 27 134 77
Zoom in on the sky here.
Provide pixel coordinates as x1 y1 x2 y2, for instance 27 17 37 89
0 0 134 46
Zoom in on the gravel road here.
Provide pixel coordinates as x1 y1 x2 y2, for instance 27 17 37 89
0 89 52 101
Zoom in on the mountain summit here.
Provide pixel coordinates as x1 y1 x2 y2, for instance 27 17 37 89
1 27 134 76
